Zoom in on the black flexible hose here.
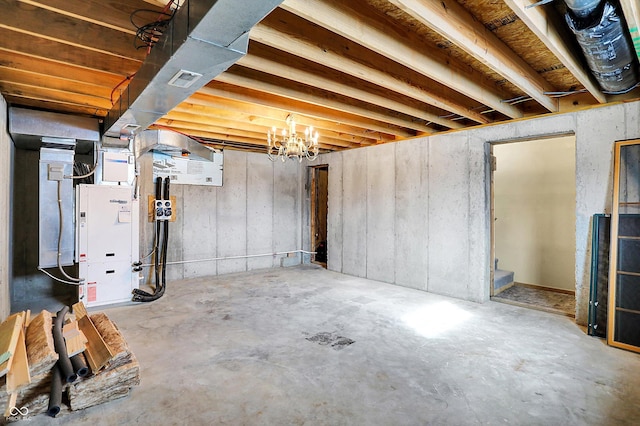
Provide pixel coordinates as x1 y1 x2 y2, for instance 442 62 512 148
161 177 170 291
132 177 168 303
47 363 63 417
52 306 77 383
70 353 89 377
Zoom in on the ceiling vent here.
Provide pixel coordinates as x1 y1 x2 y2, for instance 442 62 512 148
167 69 203 88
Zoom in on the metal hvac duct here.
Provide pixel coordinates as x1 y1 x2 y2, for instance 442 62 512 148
134 129 216 160
564 0 601 18
565 0 640 93
9 107 99 153
103 0 283 145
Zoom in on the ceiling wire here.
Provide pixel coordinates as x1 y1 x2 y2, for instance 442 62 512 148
130 0 179 53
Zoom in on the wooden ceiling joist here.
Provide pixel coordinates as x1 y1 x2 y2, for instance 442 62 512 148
0 81 112 110
0 27 141 76
1 0 638 154
0 0 144 60
0 67 112 100
280 0 524 119
162 110 377 147
215 70 432 134
173 100 393 143
164 115 377 148
503 0 606 103
157 118 361 150
0 49 124 88
21 0 160 34
619 0 640 62
388 0 558 112
201 79 416 138
237 53 462 130
250 21 489 125
3 94 105 117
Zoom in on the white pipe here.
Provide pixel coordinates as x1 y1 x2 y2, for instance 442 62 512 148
140 250 316 268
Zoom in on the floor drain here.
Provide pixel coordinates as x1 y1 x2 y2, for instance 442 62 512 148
306 332 355 351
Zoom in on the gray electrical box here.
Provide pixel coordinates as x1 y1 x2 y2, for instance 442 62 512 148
39 147 75 268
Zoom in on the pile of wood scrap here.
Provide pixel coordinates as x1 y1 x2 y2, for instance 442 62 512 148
0 303 139 422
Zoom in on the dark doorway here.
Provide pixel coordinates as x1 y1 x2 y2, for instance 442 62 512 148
311 165 328 267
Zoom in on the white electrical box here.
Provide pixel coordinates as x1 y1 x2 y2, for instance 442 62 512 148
102 151 132 182
76 184 139 307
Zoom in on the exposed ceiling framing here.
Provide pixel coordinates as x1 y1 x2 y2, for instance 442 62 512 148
1 0 639 154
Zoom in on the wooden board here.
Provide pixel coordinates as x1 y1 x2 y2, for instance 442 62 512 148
63 321 80 340
72 302 114 372
3 392 17 418
90 313 132 369
0 312 25 377
66 330 88 358
6 327 30 392
25 311 58 378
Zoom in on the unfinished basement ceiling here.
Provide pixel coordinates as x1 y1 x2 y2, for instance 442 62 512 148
1 0 639 153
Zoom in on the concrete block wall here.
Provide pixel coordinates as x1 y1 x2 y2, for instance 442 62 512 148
0 97 10 320
138 149 303 286
320 100 640 325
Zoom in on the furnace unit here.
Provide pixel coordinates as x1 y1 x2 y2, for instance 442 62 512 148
76 184 139 307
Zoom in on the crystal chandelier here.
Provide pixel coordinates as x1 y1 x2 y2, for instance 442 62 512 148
267 114 319 162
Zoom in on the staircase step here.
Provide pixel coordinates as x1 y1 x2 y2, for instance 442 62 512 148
494 269 514 291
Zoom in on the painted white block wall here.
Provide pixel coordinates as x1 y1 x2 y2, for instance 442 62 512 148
138 149 302 286
494 137 576 291
0 97 10 319
320 100 640 325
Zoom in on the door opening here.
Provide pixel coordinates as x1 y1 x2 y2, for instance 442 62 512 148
310 165 328 267
490 135 577 318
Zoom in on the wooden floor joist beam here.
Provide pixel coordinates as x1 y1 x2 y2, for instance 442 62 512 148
280 0 524 119
250 22 488 125
504 0 606 104
388 0 558 112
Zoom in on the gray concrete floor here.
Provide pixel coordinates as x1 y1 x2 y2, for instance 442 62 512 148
19 265 640 425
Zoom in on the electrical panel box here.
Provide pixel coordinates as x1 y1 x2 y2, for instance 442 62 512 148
76 184 139 307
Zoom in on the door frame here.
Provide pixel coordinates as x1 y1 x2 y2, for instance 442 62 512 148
309 164 328 266
489 134 577 299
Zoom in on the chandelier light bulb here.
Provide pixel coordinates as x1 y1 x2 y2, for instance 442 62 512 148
267 114 319 162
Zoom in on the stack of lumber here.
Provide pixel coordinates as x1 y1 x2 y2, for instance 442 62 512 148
68 312 140 411
0 303 140 422
1 310 57 418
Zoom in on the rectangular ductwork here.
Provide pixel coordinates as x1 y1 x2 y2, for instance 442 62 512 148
103 0 283 143
9 107 99 153
135 129 216 161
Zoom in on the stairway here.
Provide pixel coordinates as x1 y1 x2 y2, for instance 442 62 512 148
494 259 514 293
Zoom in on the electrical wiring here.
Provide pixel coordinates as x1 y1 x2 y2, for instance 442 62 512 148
602 82 640 96
65 161 98 180
129 0 179 53
139 221 158 261
56 180 83 283
37 267 82 286
544 89 589 98
500 95 533 105
110 73 137 105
